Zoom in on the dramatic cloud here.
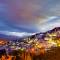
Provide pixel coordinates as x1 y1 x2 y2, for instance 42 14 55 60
0 31 35 37
37 16 60 32
0 0 60 37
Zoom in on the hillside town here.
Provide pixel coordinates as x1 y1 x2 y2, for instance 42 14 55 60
0 27 60 60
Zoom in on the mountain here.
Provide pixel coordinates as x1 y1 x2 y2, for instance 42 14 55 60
0 34 20 40
0 27 60 41
28 27 60 40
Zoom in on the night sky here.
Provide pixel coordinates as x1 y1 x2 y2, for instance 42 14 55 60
0 0 60 37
